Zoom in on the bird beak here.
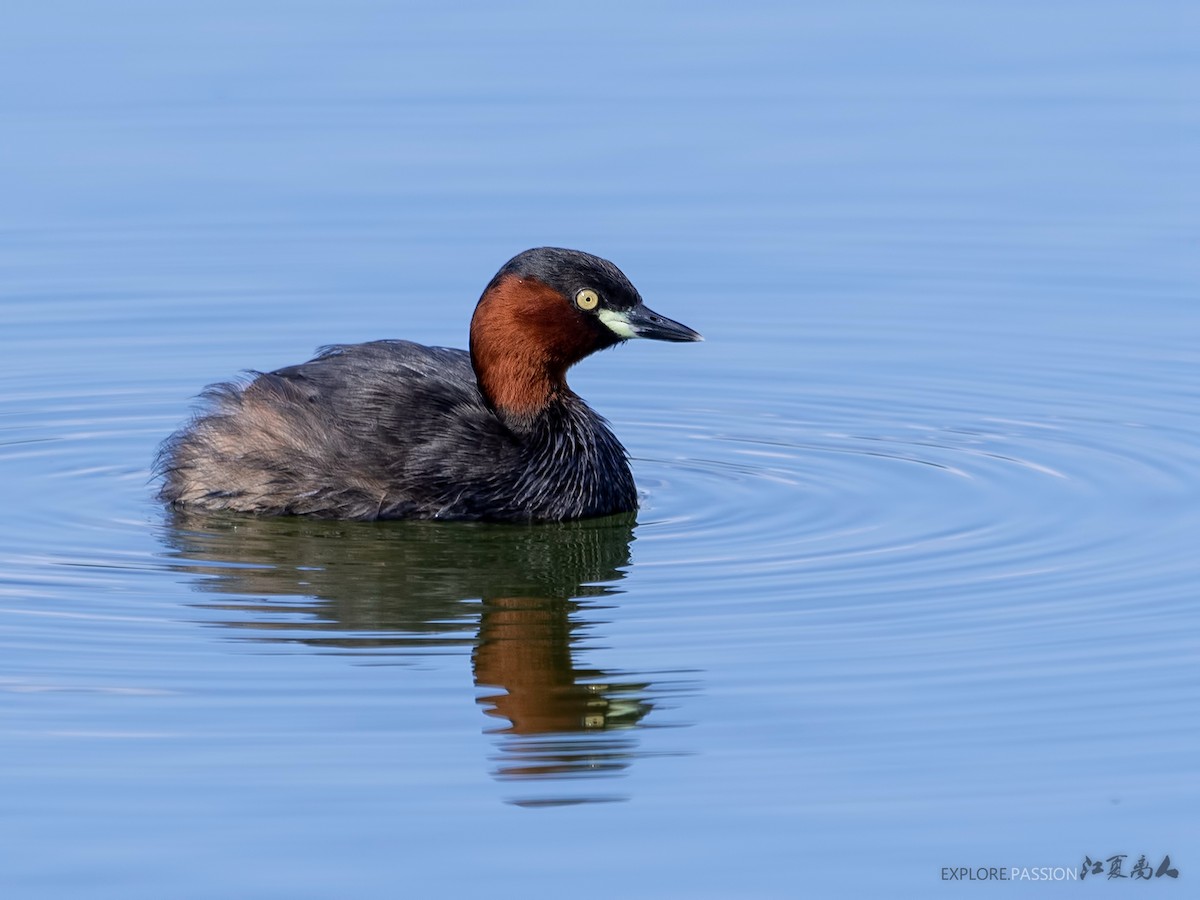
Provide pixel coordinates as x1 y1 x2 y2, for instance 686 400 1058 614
598 305 704 342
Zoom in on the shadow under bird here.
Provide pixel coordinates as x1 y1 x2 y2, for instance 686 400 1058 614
156 247 702 522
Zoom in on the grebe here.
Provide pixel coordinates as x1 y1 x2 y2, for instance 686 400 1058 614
156 247 701 522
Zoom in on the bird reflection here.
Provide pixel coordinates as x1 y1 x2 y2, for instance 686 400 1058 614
159 511 661 802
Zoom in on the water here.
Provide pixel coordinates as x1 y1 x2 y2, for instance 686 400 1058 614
2 1 1197 896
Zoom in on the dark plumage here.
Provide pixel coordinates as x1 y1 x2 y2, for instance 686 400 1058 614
156 247 701 523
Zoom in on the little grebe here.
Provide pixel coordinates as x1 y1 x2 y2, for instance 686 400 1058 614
156 247 701 522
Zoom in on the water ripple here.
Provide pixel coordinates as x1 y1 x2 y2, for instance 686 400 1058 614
2 295 1198 812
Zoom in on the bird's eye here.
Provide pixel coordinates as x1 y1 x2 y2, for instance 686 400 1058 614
575 289 599 311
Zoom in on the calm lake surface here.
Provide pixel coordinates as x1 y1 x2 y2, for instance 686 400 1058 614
2 2 1197 896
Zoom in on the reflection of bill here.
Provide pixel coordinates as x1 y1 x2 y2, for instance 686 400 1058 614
160 511 681 803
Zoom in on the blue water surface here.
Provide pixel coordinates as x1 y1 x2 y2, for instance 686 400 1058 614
2 1 1198 897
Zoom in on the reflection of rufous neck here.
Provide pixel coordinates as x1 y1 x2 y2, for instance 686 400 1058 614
473 596 593 735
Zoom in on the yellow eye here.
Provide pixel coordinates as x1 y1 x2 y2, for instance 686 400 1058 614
575 288 599 311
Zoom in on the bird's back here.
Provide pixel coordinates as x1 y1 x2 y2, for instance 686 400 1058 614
157 340 635 521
